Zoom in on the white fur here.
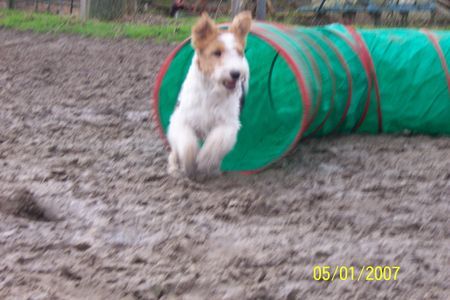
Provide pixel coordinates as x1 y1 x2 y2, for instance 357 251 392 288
167 32 250 178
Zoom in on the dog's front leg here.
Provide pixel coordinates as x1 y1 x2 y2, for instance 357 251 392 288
196 125 238 176
167 120 199 177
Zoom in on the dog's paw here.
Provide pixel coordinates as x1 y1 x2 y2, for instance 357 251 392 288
191 172 208 182
167 166 183 179
167 163 178 175
167 151 179 175
193 165 222 182
196 155 219 174
183 162 197 180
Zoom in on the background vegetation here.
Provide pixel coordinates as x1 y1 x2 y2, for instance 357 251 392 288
0 8 194 42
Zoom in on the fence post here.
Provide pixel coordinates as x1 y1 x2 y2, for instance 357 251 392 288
7 0 15 9
70 0 74 14
231 0 241 17
47 0 52 12
57 0 63 14
125 0 137 15
256 0 266 20
80 0 126 20
34 0 39 11
80 0 90 20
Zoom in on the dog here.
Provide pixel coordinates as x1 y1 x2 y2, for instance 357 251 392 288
167 11 252 179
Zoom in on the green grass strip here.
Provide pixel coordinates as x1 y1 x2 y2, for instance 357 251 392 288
0 9 193 42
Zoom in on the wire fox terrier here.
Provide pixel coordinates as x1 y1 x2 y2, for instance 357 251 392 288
167 12 252 179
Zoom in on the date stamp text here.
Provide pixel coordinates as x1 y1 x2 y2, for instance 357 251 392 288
313 265 400 282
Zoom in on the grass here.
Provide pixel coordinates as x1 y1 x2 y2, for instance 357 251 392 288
0 8 196 42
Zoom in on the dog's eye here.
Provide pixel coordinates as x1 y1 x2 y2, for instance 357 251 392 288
212 50 222 57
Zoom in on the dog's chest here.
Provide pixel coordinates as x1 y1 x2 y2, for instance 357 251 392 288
180 93 239 137
189 96 238 135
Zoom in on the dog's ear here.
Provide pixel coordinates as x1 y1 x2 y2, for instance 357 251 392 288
230 11 252 46
192 13 218 52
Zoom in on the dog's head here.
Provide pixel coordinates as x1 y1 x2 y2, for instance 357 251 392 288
191 11 252 91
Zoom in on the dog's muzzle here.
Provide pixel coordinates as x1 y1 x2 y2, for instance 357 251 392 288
223 79 238 90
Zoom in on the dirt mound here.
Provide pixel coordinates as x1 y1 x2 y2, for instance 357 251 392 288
0 188 58 221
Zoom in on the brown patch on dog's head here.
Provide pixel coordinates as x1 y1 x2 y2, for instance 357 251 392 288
192 13 219 53
191 12 252 76
230 11 252 48
192 13 222 75
196 39 226 75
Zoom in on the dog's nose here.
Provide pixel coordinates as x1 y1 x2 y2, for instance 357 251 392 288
230 71 240 80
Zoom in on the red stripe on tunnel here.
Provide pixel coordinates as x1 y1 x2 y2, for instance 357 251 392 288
307 31 354 135
421 29 450 95
323 28 373 132
346 26 383 133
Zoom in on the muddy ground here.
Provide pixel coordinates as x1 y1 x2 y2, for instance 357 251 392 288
0 29 449 300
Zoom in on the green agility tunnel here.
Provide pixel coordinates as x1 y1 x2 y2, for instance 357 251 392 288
153 23 450 173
